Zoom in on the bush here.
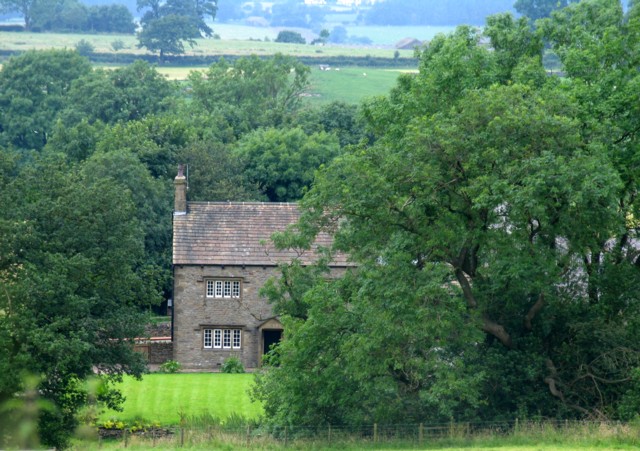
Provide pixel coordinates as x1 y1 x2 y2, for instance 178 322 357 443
75 39 94 56
111 39 125 52
221 357 245 373
275 30 306 44
159 360 181 373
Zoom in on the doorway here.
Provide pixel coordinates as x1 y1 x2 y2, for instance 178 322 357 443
262 329 282 355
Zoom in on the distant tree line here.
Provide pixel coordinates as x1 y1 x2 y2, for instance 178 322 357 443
0 0 135 33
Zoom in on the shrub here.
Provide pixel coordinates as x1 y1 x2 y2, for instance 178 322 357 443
275 30 306 44
159 360 181 373
111 39 125 52
221 357 245 374
75 39 94 56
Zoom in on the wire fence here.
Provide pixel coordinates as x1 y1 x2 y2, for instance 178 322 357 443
99 419 640 448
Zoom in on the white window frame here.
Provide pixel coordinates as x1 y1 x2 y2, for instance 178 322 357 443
233 329 241 349
213 329 222 348
223 329 231 349
203 329 212 348
204 328 242 350
206 281 215 298
205 279 242 299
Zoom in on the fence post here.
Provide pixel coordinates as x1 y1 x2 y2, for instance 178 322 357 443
419 423 424 445
373 423 378 443
328 424 331 443
152 428 156 447
284 425 288 447
246 424 251 447
123 428 128 448
180 427 184 447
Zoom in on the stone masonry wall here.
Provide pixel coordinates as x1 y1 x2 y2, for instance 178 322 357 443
173 265 282 370
149 342 173 364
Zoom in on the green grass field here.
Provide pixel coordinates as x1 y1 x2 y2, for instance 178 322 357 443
306 66 414 104
96 65 412 105
100 373 262 425
0 30 413 59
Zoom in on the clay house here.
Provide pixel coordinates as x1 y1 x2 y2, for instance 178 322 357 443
171 166 350 370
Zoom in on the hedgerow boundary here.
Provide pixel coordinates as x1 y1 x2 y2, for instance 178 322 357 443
0 49 417 67
92 419 640 449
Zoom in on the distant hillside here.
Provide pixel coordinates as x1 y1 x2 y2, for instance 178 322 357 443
365 0 516 26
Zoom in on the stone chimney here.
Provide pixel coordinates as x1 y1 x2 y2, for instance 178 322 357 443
174 164 187 215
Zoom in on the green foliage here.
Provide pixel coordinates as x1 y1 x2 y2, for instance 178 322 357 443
136 0 217 58
0 49 92 150
59 61 177 126
159 360 182 373
255 1 640 427
0 151 150 448
234 127 341 202
137 14 198 59
188 54 310 135
75 38 94 56
221 357 245 374
515 0 577 21
111 38 126 52
275 30 306 44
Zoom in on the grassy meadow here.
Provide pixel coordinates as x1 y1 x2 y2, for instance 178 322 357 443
0 30 414 59
99 373 262 425
306 66 414 104
147 65 412 105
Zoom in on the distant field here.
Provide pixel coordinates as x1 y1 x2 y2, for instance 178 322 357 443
0 30 413 59
306 66 415 104
100 65 415 105
100 373 262 425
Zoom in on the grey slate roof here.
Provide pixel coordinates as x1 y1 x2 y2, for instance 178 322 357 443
173 202 349 266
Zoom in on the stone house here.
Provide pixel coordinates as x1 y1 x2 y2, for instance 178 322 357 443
171 166 349 370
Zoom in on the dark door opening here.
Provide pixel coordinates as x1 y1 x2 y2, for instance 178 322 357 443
262 329 282 354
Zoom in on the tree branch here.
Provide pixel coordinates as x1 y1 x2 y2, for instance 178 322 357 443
524 293 544 331
483 316 513 349
454 268 477 308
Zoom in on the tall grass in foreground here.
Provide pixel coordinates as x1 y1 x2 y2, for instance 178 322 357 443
74 419 640 450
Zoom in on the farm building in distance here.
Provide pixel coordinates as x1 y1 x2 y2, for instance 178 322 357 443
171 166 350 370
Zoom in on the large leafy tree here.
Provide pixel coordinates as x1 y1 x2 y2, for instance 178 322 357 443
0 151 153 448
0 50 91 151
0 0 38 29
234 127 341 202
136 0 217 58
255 0 640 425
59 61 177 126
188 54 310 137
514 0 578 21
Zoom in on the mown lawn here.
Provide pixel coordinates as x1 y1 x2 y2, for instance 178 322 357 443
100 373 262 425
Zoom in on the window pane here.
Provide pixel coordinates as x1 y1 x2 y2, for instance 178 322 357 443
223 329 231 348
224 281 231 297
204 329 212 348
233 329 241 348
215 281 223 297
206 281 214 297
232 281 240 298
214 329 221 348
